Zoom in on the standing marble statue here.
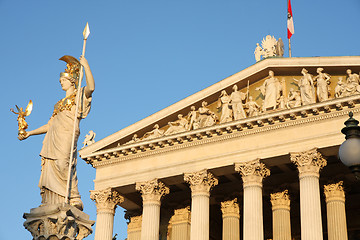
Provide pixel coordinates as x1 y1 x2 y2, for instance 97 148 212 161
19 56 95 210
187 106 200 130
256 70 282 111
254 43 263 62
217 90 233 123
230 85 247 120
314 68 331 102
294 68 316 105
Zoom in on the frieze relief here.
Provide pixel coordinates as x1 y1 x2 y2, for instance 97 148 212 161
122 68 358 146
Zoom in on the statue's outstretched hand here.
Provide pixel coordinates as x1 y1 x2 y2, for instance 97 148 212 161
18 132 30 141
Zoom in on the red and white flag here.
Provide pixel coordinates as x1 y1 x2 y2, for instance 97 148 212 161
287 0 294 39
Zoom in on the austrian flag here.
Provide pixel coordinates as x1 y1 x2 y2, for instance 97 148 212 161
287 0 295 39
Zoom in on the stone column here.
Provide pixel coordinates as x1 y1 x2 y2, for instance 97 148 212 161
235 159 270 240
324 181 348 240
221 198 240 240
184 169 218 240
169 206 191 240
90 188 124 240
127 215 142 240
270 190 292 240
290 148 327 240
136 179 169 240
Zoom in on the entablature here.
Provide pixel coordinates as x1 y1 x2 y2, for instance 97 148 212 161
82 94 360 167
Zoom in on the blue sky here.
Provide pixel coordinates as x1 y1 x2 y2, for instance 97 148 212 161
1 0 360 239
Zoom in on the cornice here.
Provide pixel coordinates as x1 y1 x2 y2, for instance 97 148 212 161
83 94 360 168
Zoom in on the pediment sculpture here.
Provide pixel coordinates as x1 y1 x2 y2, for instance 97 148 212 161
121 68 360 146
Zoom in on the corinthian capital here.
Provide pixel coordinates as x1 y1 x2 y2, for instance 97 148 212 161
290 148 327 175
221 198 240 217
235 159 270 179
136 179 169 203
184 169 218 195
270 190 290 210
170 206 191 224
90 188 124 213
324 181 345 202
128 215 142 231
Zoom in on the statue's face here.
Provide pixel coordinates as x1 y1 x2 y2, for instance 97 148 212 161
60 77 73 91
269 71 274 77
347 69 352 75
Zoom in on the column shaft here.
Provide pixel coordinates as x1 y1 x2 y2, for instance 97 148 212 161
170 207 191 240
235 159 270 240
243 182 263 240
136 179 169 240
184 169 218 240
291 148 327 240
221 198 240 240
94 210 115 240
141 202 161 240
272 209 291 240
222 216 240 240
172 223 191 240
299 173 323 240
271 190 292 240
324 182 348 240
127 215 142 240
90 188 124 240
190 193 209 240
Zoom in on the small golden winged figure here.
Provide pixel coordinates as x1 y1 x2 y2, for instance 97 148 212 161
10 100 33 136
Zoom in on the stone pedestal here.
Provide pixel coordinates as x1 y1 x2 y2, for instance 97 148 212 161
184 169 218 240
23 203 94 240
270 190 292 240
169 207 191 240
90 188 124 240
291 148 327 240
136 179 169 240
235 159 270 240
127 215 142 240
324 181 348 240
221 198 240 240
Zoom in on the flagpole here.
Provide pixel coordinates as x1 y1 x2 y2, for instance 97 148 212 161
289 38 292 57
64 22 90 204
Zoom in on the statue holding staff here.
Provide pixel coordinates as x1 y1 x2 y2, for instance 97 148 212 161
18 55 95 210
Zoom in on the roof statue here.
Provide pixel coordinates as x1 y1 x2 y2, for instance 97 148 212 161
254 35 284 62
83 130 96 148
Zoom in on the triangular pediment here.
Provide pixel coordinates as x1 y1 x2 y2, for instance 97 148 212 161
79 56 360 161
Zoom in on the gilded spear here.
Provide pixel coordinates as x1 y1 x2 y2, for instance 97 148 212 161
65 23 90 204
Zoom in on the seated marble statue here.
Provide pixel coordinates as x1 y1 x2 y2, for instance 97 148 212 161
164 114 188 135
18 56 95 210
286 88 301 108
244 96 261 117
198 101 217 128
